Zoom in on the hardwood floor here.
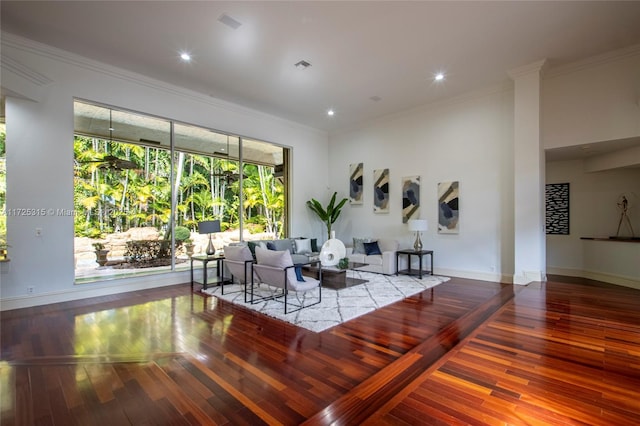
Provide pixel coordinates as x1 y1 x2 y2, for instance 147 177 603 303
1 275 639 425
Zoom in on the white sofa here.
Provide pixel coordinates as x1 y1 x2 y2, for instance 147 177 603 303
345 238 402 275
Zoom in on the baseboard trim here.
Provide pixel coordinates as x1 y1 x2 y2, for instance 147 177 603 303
17 265 628 312
435 268 512 284
0 271 191 311
546 267 640 290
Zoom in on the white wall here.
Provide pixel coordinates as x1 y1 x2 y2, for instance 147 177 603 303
543 46 640 149
327 46 640 285
0 33 329 308
542 45 640 288
546 159 640 287
328 86 515 282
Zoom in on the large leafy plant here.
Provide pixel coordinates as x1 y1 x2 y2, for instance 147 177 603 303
306 192 348 240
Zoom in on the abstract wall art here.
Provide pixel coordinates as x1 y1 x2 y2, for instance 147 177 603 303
373 168 390 214
438 181 459 234
349 162 364 205
401 175 420 223
545 183 570 235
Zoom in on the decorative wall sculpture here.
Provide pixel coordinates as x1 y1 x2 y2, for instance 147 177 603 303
373 168 389 214
438 181 459 234
349 163 364 205
545 183 570 235
401 176 420 223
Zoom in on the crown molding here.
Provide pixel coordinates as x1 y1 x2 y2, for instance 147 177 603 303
507 59 548 80
0 32 327 138
544 43 640 79
1 55 53 86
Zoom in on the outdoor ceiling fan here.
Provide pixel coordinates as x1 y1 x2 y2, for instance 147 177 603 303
210 135 246 182
211 170 247 183
78 155 139 171
76 108 139 171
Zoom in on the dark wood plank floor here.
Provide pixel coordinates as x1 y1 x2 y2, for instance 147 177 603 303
1 275 639 425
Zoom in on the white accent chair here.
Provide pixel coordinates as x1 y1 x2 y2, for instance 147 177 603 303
252 246 322 314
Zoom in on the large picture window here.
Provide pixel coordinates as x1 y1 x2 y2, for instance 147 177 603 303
73 100 288 283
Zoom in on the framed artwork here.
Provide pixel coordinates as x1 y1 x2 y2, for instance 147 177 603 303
545 183 569 235
401 176 420 223
373 168 390 214
349 163 364 204
438 181 459 234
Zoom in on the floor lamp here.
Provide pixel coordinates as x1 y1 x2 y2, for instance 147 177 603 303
198 220 221 255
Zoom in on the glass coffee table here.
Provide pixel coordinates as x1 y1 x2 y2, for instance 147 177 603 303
303 262 368 289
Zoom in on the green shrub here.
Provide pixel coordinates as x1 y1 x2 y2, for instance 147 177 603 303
243 222 265 234
78 227 104 238
173 226 191 242
125 240 181 263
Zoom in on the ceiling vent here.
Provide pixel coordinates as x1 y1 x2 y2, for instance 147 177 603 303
294 60 312 69
218 13 242 30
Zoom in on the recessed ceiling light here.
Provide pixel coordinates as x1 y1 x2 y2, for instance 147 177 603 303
327 109 335 116
180 52 191 62
295 60 312 69
218 13 242 30
434 73 445 81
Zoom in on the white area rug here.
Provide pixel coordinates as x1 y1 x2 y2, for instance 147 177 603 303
201 271 450 333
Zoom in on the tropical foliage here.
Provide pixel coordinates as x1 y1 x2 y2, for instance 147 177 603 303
306 192 348 240
73 136 284 241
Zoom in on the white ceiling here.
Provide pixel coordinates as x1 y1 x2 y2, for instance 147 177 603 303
2 1 640 136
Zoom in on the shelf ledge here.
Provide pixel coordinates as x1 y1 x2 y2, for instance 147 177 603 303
580 237 640 243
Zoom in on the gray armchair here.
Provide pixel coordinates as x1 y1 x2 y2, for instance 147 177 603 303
223 245 258 300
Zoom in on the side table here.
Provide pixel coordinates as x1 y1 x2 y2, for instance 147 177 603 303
190 254 231 292
396 249 434 279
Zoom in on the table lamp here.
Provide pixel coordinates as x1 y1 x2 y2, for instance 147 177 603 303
408 219 428 251
198 220 221 255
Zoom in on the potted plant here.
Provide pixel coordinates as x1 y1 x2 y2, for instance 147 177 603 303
184 238 195 257
338 257 350 269
306 191 348 240
92 242 110 267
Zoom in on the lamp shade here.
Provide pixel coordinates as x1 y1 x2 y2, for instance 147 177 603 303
408 219 428 232
198 220 221 234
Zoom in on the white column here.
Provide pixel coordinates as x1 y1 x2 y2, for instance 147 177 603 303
508 60 547 285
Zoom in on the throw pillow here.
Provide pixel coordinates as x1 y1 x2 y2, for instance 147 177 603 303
310 238 318 252
294 238 312 254
266 241 276 250
294 266 306 282
363 241 382 255
273 239 294 253
247 241 258 259
353 237 373 254
255 246 294 268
